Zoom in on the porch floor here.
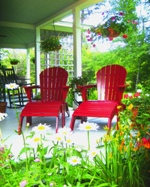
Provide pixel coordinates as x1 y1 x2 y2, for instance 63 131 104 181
0 106 117 157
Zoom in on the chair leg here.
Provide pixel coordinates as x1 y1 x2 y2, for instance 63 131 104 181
81 116 87 123
7 89 22 108
70 115 76 131
108 118 112 129
56 117 59 133
65 103 70 117
61 104 66 128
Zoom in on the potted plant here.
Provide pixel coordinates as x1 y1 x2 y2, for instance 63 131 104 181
69 76 89 105
10 58 19 65
69 71 95 106
69 76 87 103
0 101 7 113
41 36 62 53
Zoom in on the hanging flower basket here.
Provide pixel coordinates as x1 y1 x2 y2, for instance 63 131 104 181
10 58 19 65
41 36 62 53
86 12 131 44
107 27 120 38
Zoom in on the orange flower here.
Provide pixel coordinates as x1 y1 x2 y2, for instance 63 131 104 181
119 139 125 151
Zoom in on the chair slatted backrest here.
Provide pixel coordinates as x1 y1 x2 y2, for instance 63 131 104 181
1 66 18 84
40 67 68 102
96 64 127 101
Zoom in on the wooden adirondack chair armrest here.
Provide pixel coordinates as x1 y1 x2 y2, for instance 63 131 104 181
118 84 128 89
78 84 97 101
62 85 70 100
18 82 34 87
23 85 40 101
117 84 129 104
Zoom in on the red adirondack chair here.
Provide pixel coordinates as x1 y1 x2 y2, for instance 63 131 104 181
18 67 69 134
70 64 127 131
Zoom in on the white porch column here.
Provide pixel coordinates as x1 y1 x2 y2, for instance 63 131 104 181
72 7 82 109
26 48 30 83
35 27 41 85
73 7 82 77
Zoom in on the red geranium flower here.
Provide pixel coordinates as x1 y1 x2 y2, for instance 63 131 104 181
122 34 128 39
142 138 150 149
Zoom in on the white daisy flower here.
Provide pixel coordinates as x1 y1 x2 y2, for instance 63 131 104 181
58 127 72 136
137 89 142 93
78 122 99 131
65 136 73 145
0 113 8 121
67 156 81 166
88 149 99 159
128 93 132 97
5 83 19 90
27 135 41 150
32 123 51 135
53 133 64 143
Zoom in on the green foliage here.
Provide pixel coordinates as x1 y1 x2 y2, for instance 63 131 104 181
122 89 150 134
82 0 149 92
1 112 150 186
82 30 150 92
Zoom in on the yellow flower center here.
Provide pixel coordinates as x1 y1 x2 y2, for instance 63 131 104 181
66 139 71 143
38 125 45 131
33 137 40 142
56 137 62 141
72 159 77 163
10 85 15 89
85 125 92 130
91 152 96 156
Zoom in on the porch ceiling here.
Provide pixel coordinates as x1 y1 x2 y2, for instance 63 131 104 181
0 0 102 49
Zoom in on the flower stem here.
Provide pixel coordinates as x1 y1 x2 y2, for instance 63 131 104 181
87 131 90 150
